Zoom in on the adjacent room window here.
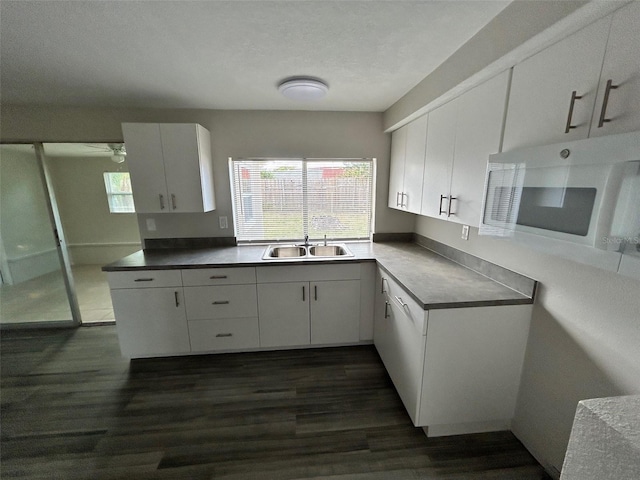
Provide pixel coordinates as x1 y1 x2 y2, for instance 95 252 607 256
103 172 135 213
230 158 374 242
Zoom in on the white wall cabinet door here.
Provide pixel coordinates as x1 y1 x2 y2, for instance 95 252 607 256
590 1 640 138
122 122 215 214
310 279 360 345
388 116 428 214
449 70 509 226
121 123 168 214
159 123 215 213
420 97 458 218
502 16 611 151
257 281 310 348
388 124 408 210
401 115 428 214
110 287 190 358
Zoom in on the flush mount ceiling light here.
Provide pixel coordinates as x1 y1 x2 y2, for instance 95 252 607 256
278 77 328 101
109 143 127 163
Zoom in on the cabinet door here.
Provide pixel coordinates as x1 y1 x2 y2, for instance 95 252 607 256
160 124 214 213
121 123 169 214
402 115 428 214
590 1 640 137
420 97 458 218
502 16 611 151
388 124 407 209
110 287 190 358
310 280 360 345
257 282 310 347
449 71 509 227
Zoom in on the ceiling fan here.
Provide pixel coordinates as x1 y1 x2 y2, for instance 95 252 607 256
80 143 127 163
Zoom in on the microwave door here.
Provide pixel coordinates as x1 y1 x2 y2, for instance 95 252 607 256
481 164 525 236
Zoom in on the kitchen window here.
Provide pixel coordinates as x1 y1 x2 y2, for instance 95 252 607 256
103 172 135 213
230 158 374 242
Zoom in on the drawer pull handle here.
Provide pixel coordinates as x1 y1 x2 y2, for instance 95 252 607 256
314 285 318 301
302 285 305 301
159 194 165 210
384 301 390 319
212 300 230 305
171 194 177 210
394 295 408 308
209 275 228 279
381 277 387 294
134 278 154 282
597 79 619 128
174 291 180 307
564 90 583 133
215 333 233 338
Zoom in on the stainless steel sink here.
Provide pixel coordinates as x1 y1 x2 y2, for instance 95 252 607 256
263 245 307 259
308 245 353 257
262 243 354 260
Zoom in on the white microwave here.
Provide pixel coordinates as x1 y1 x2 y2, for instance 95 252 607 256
480 131 640 276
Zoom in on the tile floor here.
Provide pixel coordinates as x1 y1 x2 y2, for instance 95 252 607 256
0 265 114 325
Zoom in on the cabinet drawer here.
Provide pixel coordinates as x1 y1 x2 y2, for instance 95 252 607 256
188 317 260 352
107 270 182 289
182 267 256 286
184 285 258 320
380 271 426 335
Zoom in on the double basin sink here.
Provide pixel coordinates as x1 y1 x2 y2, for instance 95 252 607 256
262 243 354 260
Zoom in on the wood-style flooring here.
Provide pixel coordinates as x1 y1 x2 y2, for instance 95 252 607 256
1 326 551 479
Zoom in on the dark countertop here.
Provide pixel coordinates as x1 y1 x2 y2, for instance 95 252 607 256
102 242 534 310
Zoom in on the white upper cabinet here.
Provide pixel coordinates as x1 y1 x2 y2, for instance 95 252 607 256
503 17 611 151
420 71 509 227
504 2 640 150
122 123 216 214
388 115 428 214
590 1 640 138
420 97 457 219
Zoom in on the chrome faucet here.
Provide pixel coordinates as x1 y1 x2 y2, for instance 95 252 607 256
324 234 327 246
304 235 310 247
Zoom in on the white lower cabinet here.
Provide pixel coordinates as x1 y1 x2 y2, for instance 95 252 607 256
373 267 531 436
256 264 361 348
109 283 191 358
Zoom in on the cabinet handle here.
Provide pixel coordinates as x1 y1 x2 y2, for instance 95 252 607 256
134 278 154 282
447 196 457 217
302 285 305 301
400 192 407 208
209 275 228 279
159 194 165 210
215 333 233 338
314 285 318 301
396 192 401 207
564 90 583 133
439 195 447 215
171 194 177 210
394 295 407 308
384 301 390 319
381 277 387 294
174 291 180 307
212 300 230 305
597 79 619 128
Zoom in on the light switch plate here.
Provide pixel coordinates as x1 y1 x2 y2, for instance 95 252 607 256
219 216 228 229
461 225 469 240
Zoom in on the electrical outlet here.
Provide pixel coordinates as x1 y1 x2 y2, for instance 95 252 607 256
146 218 156 232
219 216 228 229
461 225 469 240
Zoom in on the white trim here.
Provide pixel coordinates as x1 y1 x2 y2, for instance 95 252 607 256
66 242 141 248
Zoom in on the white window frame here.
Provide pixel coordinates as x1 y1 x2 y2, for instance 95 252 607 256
229 157 375 243
103 172 135 213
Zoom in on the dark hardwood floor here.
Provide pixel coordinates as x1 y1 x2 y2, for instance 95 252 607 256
1 326 551 479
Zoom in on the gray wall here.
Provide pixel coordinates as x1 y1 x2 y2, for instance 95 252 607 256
0 106 416 243
46 156 141 264
415 217 640 475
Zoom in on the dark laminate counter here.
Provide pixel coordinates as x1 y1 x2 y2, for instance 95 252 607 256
102 241 535 310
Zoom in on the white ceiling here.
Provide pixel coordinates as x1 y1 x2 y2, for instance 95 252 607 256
0 1 510 112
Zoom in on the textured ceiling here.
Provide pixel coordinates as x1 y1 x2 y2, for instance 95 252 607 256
0 1 509 112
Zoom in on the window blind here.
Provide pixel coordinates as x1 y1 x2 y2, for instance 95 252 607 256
230 158 373 242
